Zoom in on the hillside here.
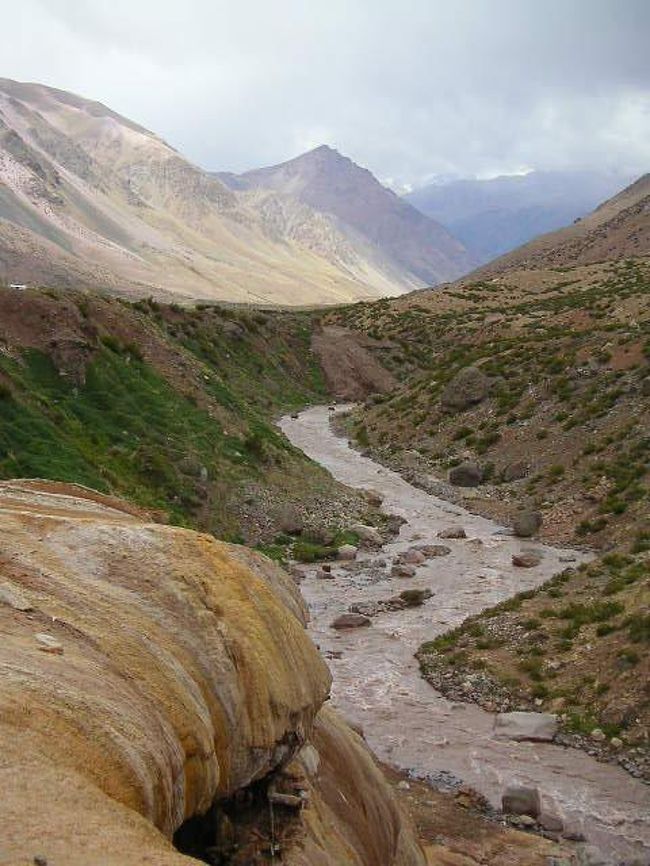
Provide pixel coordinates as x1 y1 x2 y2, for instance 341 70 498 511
0 79 413 305
405 170 635 264
0 284 390 546
217 145 475 287
323 180 650 758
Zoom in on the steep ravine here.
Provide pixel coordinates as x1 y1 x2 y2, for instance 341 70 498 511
280 406 650 865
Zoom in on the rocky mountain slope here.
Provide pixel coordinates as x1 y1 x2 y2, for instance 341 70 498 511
216 145 475 287
321 181 649 756
0 479 424 865
0 79 413 304
405 170 635 264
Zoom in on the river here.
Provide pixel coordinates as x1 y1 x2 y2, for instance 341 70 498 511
279 406 650 865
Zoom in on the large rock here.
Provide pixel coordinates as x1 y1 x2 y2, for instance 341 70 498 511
449 461 483 487
512 552 542 568
512 510 543 538
438 526 467 539
441 366 490 412
494 712 558 742
331 613 372 629
337 544 358 561
273 502 304 535
350 523 383 547
502 786 542 818
398 548 426 566
0 480 424 866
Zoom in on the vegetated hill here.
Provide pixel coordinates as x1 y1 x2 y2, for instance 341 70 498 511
321 190 650 759
405 169 635 264
216 145 475 287
0 78 411 305
0 284 385 544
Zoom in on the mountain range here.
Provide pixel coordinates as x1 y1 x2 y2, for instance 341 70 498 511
216 145 475 287
0 79 472 304
405 169 637 264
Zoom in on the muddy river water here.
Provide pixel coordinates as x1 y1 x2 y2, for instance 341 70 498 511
280 406 650 865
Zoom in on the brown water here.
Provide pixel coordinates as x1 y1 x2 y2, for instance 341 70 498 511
280 406 650 865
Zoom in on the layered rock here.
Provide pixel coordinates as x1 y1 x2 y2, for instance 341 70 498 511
0 480 424 866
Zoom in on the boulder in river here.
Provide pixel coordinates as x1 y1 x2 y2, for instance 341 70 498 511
331 613 372 630
398 588 433 607
415 544 451 558
512 552 542 568
494 711 558 742
502 786 541 818
391 563 416 578
438 526 467 539
397 548 426 565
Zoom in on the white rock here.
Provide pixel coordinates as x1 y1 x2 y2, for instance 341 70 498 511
35 633 64 655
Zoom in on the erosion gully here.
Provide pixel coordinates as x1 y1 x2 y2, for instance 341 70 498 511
279 406 650 865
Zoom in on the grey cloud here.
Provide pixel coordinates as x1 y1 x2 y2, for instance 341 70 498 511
4 0 649 185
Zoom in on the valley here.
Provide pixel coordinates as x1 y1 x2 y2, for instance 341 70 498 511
0 75 648 866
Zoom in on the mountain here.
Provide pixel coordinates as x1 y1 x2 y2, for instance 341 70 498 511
216 145 475 287
0 79 416 305
405 170 637 264
476 172 650 273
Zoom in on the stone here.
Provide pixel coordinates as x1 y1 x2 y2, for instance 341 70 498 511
398 548 426 565
350 523 383 547
512 552 542 568
415 544 451 558
398 588 433 607
337 544 358 561
539 812 564 833
391 564 416 578
610 736 623 749
330 613 371 630
364 489 384 507
441 366 489 411
512 510 543 538
494 712 558 742
0 584 33 611
387 514 407 534
273 503 304 535
590 727 606 742
438 526 467 539
502 785 541 818
35 633 64 655
449 461 483 487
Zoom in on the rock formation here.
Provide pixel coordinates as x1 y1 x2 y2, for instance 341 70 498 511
0 479 424 865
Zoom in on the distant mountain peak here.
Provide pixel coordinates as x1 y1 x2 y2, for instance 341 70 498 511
221 146 475 286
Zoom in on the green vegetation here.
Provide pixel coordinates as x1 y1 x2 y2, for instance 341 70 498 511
0 290 330 538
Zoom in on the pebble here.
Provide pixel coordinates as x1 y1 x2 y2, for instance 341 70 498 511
35 633 63 655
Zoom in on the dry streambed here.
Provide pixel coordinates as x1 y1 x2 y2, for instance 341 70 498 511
280 406 650 866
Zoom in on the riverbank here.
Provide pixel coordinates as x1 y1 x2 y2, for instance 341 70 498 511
280 406 650 865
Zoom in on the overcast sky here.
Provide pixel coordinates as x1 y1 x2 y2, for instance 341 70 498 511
3 0 649 187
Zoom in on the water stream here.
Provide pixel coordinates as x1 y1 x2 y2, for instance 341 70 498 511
280 406 650 864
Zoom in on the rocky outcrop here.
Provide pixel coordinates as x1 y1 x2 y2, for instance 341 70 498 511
0 480 424 866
